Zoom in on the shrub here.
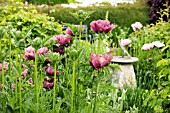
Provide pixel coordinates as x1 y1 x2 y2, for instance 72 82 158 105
0 2 62 50
147 0 170 24
37 0 149 29
28 0 68 5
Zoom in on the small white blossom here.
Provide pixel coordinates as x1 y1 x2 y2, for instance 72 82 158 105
142 43 154 50
152 41 165 48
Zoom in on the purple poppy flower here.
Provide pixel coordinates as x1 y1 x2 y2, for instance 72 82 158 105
66 28 73 36
90 20 115 33
0 62 8 72
29 78 33 83
21 68 28 79
12 83 15 91
45 66 60 76
89 53 113 71
22 68 28 76
53 35 72 45
53 47 65 55
43 78 54 89
66 25 86 36
38 47 48 56
23 46 35 60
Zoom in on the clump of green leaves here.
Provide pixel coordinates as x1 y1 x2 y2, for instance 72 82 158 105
0 2 62 41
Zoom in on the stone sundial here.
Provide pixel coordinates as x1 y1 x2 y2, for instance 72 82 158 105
110 40 139 88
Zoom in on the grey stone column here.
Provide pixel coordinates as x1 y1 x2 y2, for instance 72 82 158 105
110 56 138 88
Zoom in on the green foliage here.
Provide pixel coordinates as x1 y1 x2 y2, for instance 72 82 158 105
0 2 169 113
128 18 170 112
0 0 22 2
37 1 149 29
28 0 68 5
0 2 62 49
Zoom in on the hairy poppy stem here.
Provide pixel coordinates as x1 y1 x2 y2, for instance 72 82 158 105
93 72 99 113
34 51 39 112
79 21 83 45
19 71 22 113
52 63 57 113
71 61 76 113
98 33 102 54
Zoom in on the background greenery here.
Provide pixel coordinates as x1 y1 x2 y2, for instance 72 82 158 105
36 0 149 30
0 0 169 113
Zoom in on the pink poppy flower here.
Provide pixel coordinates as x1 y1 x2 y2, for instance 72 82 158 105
29 78 33 83
21 68 28 79
38 47 48 56
12 83 15 90
131 22 143 31
142 43 154 50
152 41 165 48
43 78 54 89
53 35 72 45
23 46 35 60
22 69 28 76
89 53 113 71
90 20 115 33
0 62 8 72
66 25 86 36
66 28 73 36
121 39 132 46
45 66 60 76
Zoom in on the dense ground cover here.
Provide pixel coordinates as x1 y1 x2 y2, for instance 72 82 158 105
0 1 170 113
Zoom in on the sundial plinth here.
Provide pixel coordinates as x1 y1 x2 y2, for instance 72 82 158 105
110 56 139 88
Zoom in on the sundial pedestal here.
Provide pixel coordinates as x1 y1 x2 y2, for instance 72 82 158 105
110 56 138 88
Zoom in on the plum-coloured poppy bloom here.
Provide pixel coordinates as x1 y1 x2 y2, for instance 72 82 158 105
66 25 86 36
142 43 154 50
90 20 115 33
152 41 165 48
45 66 60 76
43 78 54 89
22 69 28 76
89 53 113 71
12 83 15 91
66 28 73 36
131 22 143 31
21 68 28 79
53 35 72 45
0 62 8 72
23 46 35 60
53 47 65 55
38 47 48 56
29 78 33 83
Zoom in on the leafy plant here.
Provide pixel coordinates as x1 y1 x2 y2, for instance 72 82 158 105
147 0 170 24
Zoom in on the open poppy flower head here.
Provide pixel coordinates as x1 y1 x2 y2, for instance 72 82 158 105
45 66 60 76
90 20 115 33
0 62 8 72
38 47 48 56
53 35 72 46
89 53 113 71
23 46 35 60
43 78 54 89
